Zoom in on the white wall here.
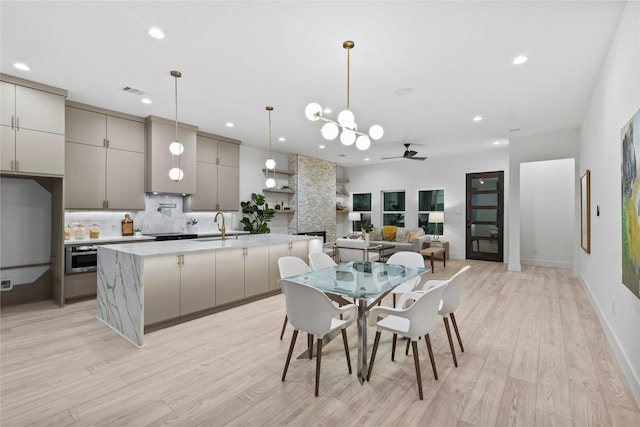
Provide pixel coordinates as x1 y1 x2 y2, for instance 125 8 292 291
239 145 291 234
520 158 575 268
579 1 640 404
508 128 580 271
344 149 509 260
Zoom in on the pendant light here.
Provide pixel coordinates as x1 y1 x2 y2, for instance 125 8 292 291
168 70 184 181
265 106 277 189
305 41 383 150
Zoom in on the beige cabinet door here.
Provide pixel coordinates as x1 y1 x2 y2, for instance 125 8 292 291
15 85 64 134
217 164 239 211
65 142 106 208
290 240 309 261
107 116 144 152
144 254 181 326
146 121 197 194
244 245 270 297
269 243 291 291
65 107 106 146
180 251 215 315
106 149 145 210
1 82 15 127
16 129 64 175
196 134 218 164
1 125 15 171
215 248 245 305
217 140 239 167
191 161 217 211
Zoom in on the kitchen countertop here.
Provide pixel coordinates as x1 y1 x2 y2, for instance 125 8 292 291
64 230 248 246
98 233 318 257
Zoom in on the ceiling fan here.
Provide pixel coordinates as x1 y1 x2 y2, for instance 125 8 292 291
381 143 427 161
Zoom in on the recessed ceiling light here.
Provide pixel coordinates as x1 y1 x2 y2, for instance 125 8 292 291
364 158 370 161
13 63 30 71
473 116 483 122
319 145 326 149
512 55 528 65
225 122 234 127
141 98 152 104
148 27 165 39
278 137 286 142
493 141 500 145
323 108 332 114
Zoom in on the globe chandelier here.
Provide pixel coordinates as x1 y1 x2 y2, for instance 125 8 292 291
264 106 277 189
168 70 184 181
305 40 383 150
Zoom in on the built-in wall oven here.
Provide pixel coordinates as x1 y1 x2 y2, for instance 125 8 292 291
65 245 98 274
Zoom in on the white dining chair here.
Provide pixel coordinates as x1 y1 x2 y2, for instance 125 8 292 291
280 280 357 396
308 251 337 271
366 282 446 400
278 256 312 340
399 265 471 367
386 251 426 307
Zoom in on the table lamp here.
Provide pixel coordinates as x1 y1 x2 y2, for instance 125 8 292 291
348 212 361 234
428 211 444 241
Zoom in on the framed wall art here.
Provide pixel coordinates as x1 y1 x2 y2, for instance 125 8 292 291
621 108 640 299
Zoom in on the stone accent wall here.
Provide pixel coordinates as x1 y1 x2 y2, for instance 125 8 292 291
288 155 337 242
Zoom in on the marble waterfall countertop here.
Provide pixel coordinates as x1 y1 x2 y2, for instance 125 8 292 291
64 230 248 246
99 233 316 257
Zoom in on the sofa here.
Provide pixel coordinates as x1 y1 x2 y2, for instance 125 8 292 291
334 226 431 262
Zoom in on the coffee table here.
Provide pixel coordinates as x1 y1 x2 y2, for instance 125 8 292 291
420 247 446 273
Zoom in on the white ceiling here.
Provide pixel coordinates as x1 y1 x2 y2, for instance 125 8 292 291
0 1 625 166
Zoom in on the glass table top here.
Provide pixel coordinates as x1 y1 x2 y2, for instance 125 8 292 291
280 261 429 300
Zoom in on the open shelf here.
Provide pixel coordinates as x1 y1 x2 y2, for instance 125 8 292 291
262 168 294 176
263 188 294 194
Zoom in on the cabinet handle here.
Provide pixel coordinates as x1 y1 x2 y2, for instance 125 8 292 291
103 139 107 148
15 160 19 171
16 116 19 131
10 160 14 171
106 139 109 148
11 116 14 130
216 158 220 165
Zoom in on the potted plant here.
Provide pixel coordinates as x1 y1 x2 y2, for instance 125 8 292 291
240 193 275 234
133 228 142 237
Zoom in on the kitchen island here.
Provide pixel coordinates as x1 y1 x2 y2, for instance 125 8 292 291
97 234 321 347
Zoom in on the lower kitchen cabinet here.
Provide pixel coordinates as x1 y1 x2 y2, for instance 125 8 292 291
143 252 215 325
215 245 269 304
268 240 309 291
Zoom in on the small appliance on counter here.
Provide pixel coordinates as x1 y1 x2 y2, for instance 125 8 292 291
72 223 86 239
89 224 100 239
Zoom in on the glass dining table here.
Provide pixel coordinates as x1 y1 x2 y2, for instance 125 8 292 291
280 260 429 383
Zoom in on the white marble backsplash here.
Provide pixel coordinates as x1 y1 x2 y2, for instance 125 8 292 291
65 194 241 237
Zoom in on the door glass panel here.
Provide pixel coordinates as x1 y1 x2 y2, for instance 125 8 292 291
471 193 498 206
470 237 499 254
471 224 498 237
471 208 498 222
471 177 499 191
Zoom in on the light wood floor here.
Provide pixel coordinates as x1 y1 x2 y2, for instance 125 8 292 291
1 260 639 426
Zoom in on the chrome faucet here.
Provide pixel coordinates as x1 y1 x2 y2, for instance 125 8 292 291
214 212 226 240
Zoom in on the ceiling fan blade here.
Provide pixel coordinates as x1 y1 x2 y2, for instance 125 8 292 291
407 156 427 160
381 156 405 160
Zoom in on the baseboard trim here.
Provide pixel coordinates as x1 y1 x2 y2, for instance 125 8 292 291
579 272 640 408
521 258 573 269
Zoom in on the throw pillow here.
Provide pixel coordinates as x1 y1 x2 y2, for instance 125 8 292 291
383 225 397 242
407 230 423 243
370 228 383 241
395 228 409 243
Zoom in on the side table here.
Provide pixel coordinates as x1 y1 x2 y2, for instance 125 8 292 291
429 240 449 260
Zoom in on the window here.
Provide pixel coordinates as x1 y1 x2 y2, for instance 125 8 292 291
352 193 372 231
382 191 405 226
418 189 444 234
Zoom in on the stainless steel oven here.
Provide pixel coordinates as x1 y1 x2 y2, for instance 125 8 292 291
65 245 98 274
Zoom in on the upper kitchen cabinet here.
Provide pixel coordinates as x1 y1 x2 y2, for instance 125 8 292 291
145 116 197 194
186 132 240 212
0 76 66 176
64 103 145 210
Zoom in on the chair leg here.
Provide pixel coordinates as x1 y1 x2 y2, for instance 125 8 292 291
280 315 288 340
443 317 458 367
341 328 352 374
425 333 438 380
450 312 464 352
405 337 410 356
391 333 397 361
308 333 313 359
411 340 424 400
282 329 298 381
315 338 323 396
367 331 381 381
393 293 397 308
